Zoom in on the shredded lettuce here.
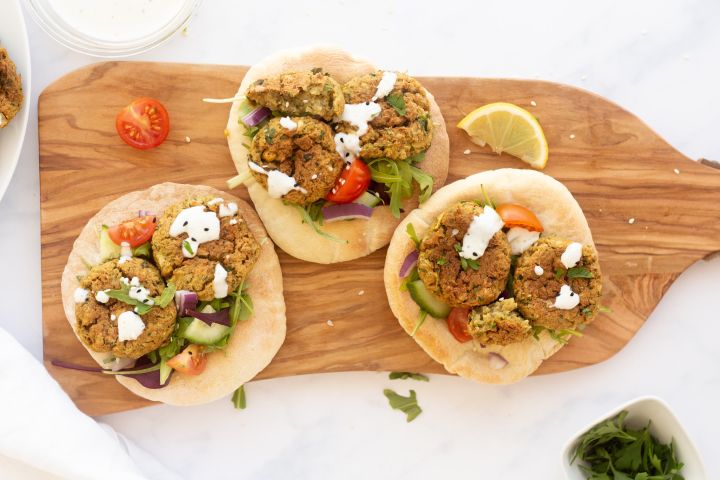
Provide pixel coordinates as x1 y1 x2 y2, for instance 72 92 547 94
367 154 434 218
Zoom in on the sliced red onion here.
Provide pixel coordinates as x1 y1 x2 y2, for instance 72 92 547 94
51 359 103 372
322 203 373 223
399 250 419 278
242 106 271 127
50 358 172 389
175 290 198 316
138 210 155 217
488 352 508 370
186 308 231 327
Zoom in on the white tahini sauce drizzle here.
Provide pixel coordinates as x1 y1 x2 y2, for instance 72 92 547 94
560 242 583 269
117 311 146 341
120 242 132 258
459 206 504 260
95 290 110 304
218 202 238 218
208 197 224 206
213 263 229 298
248 161 308 199
118 256 131 265
279 116 298 131
229 219 238 225
506 227 540 255
170 206 221 258
554 284 580 309
73 288 89 303
333 71 397 163
534 265 544 276
128 277 154 305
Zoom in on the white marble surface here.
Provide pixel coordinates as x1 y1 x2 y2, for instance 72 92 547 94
1 0 719 478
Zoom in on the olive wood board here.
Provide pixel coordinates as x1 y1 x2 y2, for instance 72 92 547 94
38 62 720 416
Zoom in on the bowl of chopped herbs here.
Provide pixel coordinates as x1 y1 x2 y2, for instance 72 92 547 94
561 396 706 480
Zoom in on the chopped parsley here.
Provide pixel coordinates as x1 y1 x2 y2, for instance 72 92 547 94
555 267 566 280
418 114 429 133
389 372 429 382
406 223 421 249
383 389 422 422
436 257 447 265
182 240 194 256
410 309 428 337
567 266 594 279
232 385 247 410
264 127 277 145
386 93 407 116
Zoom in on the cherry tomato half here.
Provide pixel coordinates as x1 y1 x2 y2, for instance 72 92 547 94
166 344 207 376
108 215 157 248
496 204 543 232
325 158 371 203
115 97 170 150
447 307 473 343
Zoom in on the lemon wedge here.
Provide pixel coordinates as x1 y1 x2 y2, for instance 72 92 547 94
457 102 548 169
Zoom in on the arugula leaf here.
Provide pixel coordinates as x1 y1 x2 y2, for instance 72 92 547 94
555 267 566 280
399 266 419 292
532 325 582 344
132 242 151 258
386 93 406 116
367 158 435 218
242 125 260 139
418 115 429 133
571 411 685 479
406 223 420 249
232 385 247 410
383 389 422 422
182 240 194 256
568 266 594 279
229 281 253 324
153 282 176 308
264 127 277 145
436 257 447 265
481 184 496 209
305 200 325 224
389 372 429 382
286 202 347 244
410 310 428 337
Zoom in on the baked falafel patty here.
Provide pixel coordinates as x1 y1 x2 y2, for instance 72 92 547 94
468 298 532 346
0 47 23 128
340 71 432 160
75 258 177 359
418 202 511 307
152 197 261 301
513 236 602 330
246 70 344 121
249 117 344 206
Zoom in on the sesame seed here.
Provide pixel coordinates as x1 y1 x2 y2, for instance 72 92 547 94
183 221 188 227
327 319 334 327
628 218 636 224
463 149 471 155
204 227 209 232
185 136 191 143
530 100 537 107
340 137 344 143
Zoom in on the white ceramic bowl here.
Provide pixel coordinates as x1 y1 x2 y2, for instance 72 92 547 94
0 0 31 203
561 396 706 480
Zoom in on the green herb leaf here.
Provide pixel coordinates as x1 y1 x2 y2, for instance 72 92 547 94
418 115 429 133
153 282 176 308
410 310 428 337
132 242 151 258
232 385 247 410
383 389 422 422
323 82 334 93
436 257 447 265
555 267 566 280
532 325 583 344
567 266 594 279
230 281 253 324
466 258 480 270
480 184 496 209
242 125 260 139
399 267 419 292
454 242 462 253
409 164 433 204
406 223 420 249
286 202 347 243
460 258 468 270
386 93 406 116
264 127 277 145
367 158 434 218
182 240 194 256
599 305 613 314
389 372 429 382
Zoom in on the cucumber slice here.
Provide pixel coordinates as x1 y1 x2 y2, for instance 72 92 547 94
182 318 231 345
353 191 382 208
407 280 451 319
99 225 121 261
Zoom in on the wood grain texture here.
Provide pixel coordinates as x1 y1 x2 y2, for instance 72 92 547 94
38 62 720 416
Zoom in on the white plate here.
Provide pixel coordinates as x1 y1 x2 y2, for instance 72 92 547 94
561 396 707 479
0 0 31 202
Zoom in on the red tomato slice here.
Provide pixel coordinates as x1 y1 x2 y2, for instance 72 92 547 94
108 215 157 248
325 158 371 203
447 307 473 343
166 344 207 376
115 98 170 150
496 204 543 232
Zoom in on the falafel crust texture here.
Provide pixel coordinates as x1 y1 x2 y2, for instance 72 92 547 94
384 168 599 384
226 45 450 263
61 183 286 406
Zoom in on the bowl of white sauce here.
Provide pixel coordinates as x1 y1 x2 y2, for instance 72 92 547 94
26 0 202 57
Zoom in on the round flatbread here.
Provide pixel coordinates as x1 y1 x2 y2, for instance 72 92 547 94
384 169 595 384
226 45 450 263
60 183 286 405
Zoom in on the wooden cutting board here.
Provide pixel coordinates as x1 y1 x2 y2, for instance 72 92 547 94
39 62 720 416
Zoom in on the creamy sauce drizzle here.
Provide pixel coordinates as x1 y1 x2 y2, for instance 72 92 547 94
170 206 221 258
120 242 132 258
554 284 580 309
213 263 229 298
117 311 145 341
128 277 154 305
73 288 89 303
248 161 308 198
534 265 544 276
279 116 298 131
95 290 110 304
459 206 504 260
560 242 583 269
208 197 224 206
218 202 238 218
333 71 396 162
506 227 540 255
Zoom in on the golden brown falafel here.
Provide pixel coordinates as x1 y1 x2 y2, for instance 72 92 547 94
0 47 23 128
468 298 531 346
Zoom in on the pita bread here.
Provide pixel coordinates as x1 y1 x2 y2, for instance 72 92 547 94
60 183 286 405
226 45 450 263
384 169 596 384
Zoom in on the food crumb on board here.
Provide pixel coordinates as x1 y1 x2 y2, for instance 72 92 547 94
569 134 576 139
358 290 365 296
463 149 471 155
674 168 680 175
224 129 229 138
185 136 191 143
628 218 636 224
326 320 334 327
530 100 537 107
